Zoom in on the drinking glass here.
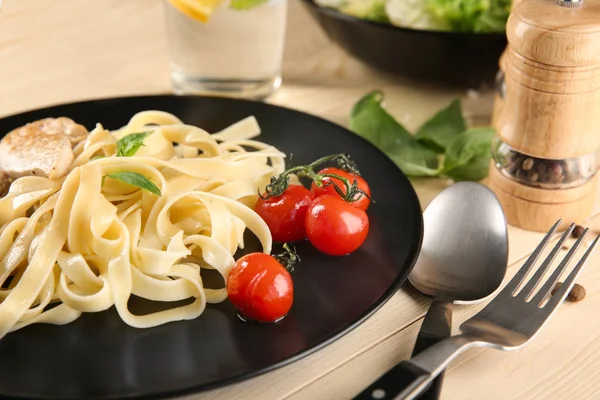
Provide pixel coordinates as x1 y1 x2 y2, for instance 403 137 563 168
164 0 287 99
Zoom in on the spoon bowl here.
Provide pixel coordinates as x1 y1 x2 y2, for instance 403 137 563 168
409 181 508 303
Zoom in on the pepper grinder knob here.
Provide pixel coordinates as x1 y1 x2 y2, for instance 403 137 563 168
556 0 583 8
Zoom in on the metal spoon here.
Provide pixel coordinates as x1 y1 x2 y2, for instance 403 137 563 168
354 181 508 400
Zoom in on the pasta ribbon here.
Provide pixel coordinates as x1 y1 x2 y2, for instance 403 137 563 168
0 113 283 339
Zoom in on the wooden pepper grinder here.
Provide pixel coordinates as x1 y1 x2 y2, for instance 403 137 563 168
490 0 522 127
487 0 600 232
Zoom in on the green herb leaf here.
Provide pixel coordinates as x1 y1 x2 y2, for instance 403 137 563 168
387 142 441 177
442 128 495 181
105 172 161 196
445 153 491 182
116 131 152 157
415 99 467 152
229 0 269 10
350 91 440 177
349 91 495 182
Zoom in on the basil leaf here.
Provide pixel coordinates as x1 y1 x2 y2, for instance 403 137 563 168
349 91 495 182
116 131 152 157
415 99 467 152
442 128 495 182
229 0 269 10
105 172 161 196
445 154 492 182
350 91 440 177
386 141 441 177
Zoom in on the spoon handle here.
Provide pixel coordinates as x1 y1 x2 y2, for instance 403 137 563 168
411 301 453 400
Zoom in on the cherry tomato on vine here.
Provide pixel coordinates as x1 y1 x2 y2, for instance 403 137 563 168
254 185 313 243
310 167 371 211
305 195 369 256
227 253 294 323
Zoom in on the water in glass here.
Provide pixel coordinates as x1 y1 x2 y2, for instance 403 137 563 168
164 0 287 99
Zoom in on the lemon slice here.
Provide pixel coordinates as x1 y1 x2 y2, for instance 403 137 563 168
167 0 224 22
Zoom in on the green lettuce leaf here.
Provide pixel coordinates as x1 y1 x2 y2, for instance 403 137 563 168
426 0 510 33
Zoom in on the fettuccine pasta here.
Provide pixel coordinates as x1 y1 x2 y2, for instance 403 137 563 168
0 111 286 339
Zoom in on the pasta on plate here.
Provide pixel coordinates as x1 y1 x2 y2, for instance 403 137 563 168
0 111 286 340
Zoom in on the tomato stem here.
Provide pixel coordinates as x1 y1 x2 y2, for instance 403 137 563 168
273 243 300 274
309 153 361 175
259 153 371 204
320 173 374 204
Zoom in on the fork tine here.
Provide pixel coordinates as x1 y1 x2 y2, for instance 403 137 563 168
501 219 562 296
539 232 599 307
519 223 575 300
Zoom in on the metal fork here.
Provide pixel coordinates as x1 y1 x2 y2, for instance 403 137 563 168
356 219 600 400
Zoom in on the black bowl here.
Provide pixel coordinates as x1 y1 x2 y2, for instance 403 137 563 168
301 0 508 89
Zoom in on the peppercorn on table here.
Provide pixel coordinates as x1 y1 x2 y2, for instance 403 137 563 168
1 1 600 399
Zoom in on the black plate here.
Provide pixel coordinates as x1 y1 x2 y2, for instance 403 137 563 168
301 0 507 89
0 95 423 399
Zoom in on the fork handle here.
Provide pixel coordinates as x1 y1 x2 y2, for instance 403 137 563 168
353 361 430 400
353 335 473 400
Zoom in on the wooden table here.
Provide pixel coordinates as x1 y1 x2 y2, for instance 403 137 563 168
1 1 599 399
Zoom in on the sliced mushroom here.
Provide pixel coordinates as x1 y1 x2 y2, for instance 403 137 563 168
0 117 89 180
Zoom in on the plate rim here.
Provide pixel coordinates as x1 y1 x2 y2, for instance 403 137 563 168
0 94 424 399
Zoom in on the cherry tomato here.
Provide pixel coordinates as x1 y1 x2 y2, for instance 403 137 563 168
254 185 312 243
305 195 369 256
310 167 371 211
227 253 294 323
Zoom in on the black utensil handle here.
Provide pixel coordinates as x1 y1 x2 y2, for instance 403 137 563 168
411 301 453 400
412 335 445 400
353 361 430 400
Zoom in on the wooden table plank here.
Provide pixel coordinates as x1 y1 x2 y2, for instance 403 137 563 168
0 0 171 117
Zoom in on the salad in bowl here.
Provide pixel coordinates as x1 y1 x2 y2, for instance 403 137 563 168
314 0 511 32
303 0 510 87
